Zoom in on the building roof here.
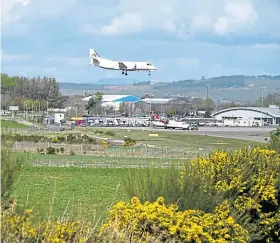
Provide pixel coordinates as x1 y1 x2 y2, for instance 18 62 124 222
213 106 280 118
141 98 172 104
82 95 141 103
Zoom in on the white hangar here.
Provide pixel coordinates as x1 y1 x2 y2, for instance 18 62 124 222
212 105 280 126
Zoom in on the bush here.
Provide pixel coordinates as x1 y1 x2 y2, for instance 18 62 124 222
1 144 26 204
14 134 23 141
125 147 280 242
267 127 280 152
123 137 136 147
45 147 56 155
100 140 109 149
37 148 44 154
88 137 97 144
66 134 75 144
100 197 250 242
56 136 66 142
70 150 75 156
60 147 65 154
51 137 60 143
1 207 95 243
95 129 104 135
105 131 115 137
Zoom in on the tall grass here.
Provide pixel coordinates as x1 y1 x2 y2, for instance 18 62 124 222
1 143 29 204
124 162 225 212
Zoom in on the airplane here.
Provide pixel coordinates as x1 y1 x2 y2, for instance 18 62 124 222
89 49 157 76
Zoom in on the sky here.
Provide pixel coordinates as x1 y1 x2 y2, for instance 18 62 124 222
1 0 280 83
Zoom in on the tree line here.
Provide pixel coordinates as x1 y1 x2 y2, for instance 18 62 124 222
1 73 68 110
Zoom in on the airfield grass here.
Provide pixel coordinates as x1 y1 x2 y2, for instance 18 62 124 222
16 152 175 167
12 166 129 224
78 127 260 151
9 128 261 225
1 119 28 129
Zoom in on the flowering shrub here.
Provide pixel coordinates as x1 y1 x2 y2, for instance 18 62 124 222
100 139 109 149
180 147 280 242
122 137 136 147
1 203 92 243
51 137 59 143
100 197 250 242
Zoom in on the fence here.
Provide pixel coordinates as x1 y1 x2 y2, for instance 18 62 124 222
12 141 198 160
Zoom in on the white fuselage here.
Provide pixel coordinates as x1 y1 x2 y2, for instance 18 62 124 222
89 49 157 73
98 58 156 71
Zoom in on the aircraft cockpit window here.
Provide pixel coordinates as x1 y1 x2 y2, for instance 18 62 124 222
147 63 151 66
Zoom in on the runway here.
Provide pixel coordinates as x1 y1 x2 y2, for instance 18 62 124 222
186 127 275 143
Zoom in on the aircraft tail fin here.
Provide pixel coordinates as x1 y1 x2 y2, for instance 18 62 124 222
89 49 99 65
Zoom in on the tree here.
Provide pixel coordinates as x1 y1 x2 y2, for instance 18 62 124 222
85 92 103 115
1 73 68 110
200 98 215 111
255 93 280 107
119 103 125 114
85 97 97 115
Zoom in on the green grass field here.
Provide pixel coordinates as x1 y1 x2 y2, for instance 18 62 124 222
1 119 29 129
78 127 260 151
13 166 129 224
9 127 262 225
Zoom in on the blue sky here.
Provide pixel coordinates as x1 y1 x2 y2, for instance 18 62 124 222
1 0 280 83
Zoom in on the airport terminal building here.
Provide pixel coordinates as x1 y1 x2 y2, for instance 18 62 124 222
213 105 280 126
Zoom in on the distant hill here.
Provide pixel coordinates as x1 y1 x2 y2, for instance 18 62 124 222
59 75 280 102
95 78 138 85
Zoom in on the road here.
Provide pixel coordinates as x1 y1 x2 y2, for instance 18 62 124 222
98 126 276 143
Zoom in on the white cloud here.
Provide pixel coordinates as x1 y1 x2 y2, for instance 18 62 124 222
1 0 31 26
190 14 213 32
2 0 280 41
81 0 278 39
214 16 230 35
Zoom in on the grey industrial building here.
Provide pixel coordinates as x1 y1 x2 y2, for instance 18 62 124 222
212 105 280 126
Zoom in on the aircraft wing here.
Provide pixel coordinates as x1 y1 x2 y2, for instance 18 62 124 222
118 62 128 70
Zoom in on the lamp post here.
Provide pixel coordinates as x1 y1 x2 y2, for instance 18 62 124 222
149 94 152 112
260 87 265 126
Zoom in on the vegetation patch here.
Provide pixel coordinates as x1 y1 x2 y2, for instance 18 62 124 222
1 120 29 129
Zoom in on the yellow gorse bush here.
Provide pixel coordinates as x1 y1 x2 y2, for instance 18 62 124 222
101 147 280 242
99 139 109 149
100 197 250 243
179 147 280 242
1 206 91 243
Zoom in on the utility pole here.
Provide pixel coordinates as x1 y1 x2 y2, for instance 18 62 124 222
261 87 265 126
261 90 264 108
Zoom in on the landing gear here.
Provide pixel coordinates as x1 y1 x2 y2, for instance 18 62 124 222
148 71 151 76
121 70 128 75
122 70 124 74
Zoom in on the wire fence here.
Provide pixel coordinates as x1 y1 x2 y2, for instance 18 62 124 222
12 141 198 160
